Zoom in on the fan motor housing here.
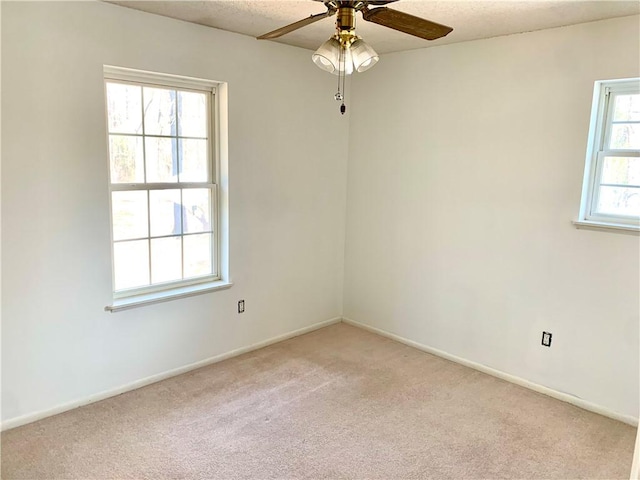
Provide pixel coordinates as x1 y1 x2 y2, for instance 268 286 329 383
336 7 356 31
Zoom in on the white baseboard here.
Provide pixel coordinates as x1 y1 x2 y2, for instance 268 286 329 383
342 317 638 427
1 317 342 432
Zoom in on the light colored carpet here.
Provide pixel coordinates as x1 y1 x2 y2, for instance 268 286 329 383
1 322 636 479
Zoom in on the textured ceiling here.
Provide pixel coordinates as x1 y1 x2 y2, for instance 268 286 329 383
107 1 640 54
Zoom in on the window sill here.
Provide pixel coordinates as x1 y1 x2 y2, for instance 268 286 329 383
105 280 233 313
572 220 639 234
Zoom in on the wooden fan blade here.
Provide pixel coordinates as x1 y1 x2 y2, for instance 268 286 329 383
257 9 336 40
362 7 453 41
311 0 398 4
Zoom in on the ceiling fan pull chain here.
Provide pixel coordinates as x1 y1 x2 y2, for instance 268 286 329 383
334 44 346 115
335 44 343 103
340 52 347 115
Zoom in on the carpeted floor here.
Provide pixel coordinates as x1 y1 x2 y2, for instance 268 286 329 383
1 322 636 479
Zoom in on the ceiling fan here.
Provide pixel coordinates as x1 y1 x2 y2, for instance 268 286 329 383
258 1 453 44
257 1 453 114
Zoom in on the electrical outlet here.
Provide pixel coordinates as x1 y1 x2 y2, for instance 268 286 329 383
541 331 552 347
238 300 245 314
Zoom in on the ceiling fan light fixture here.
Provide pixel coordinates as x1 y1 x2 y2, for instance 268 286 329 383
312 37 341 73
350 38 379 73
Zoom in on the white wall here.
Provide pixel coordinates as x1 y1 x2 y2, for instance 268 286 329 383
344 16 640 419
1 1 348 423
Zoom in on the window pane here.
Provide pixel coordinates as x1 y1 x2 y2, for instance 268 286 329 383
151 236 182 284
184 233 212 278
596 186 640 216
106 83 142 134
143 87 176 136
145 137 178 183
109 136 144 184
107 76 217 296
179 139 208 182
112 191 148 241
114 239 149 290
613 94 640 121
149 189 182 237
178 91 207 138
601 157 640 186
609 124 640 150
183 189 211 234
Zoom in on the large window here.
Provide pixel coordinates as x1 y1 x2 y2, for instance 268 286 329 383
104 67 223 302
578 78 640 230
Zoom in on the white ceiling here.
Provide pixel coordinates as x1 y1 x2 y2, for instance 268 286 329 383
107 0 640 54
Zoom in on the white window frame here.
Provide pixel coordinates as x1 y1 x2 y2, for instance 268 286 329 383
575 78 640 233
104 66 231 312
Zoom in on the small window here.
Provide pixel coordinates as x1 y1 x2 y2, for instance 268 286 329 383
578 78 640 230
104 67 222 300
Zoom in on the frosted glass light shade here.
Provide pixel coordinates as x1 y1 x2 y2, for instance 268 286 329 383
351 39 379 72
331 47 354 76
312 37 341 73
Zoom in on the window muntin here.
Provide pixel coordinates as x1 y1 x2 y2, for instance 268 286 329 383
105 74 219 298
580 79 640 227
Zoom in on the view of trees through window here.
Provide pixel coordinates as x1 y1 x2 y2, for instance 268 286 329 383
106 80 215 293
596 92 640 218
